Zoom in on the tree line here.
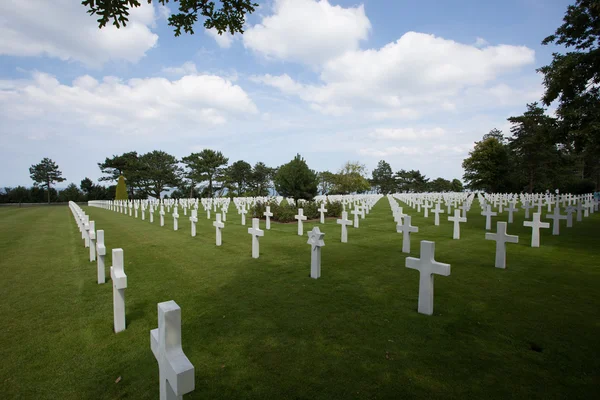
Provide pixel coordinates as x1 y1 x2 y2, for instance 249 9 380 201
462 1 599 194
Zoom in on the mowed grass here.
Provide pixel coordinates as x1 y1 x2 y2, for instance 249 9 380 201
0 199 599 399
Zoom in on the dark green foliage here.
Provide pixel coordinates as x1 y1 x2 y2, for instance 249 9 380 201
138 150 182 198
248 162 274 196
371 160 396 194
83 0 258 36
274 154 318 200
462 131 512 192
226 160 253 196
538 0 600 188
395 169 430 192
58 183 83 202
98 151 142 198
182 150 229 197
247 200 342 223
325 200 343 217
29 158 66 204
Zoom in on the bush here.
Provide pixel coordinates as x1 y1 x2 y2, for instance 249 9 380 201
325 201 343 217
247 199 343 222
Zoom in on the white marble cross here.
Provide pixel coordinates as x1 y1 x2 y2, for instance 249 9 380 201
396 215 418 253
173 209 179 231
96 229 106 284
459 201 469 218
264 206 273 230
160 206 165 227
432 203 444 226
84 216 90 248
248 218 264 258
295 208 307 236
405 241 451 316
523 212 550 247
134 203 138 219
149 205 154 223
213 214 224 246
522 201 534 219
447 209 467 240
485 221 519 269
506 201 518 223
88 221 96 262
318 203 327 224
206 208 211 220
481 204 497 230
110 248 127 333
307 227 325 279
546 205 567 235
423 201 432 218
150 300 195 400
351 207 361 228
240 207 247 226
221 206 227 222
142 204 146 221
575 201 583 222
565 205 575 228
189 209 198 237
336 211 353 243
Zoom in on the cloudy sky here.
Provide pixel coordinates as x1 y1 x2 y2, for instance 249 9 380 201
0 0 571 188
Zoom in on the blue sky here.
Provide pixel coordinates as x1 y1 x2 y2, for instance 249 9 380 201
0 0 573 188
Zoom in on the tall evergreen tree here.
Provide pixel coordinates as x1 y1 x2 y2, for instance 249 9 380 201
29 158 66 204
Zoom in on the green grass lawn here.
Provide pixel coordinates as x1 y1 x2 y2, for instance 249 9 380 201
0 200 599 399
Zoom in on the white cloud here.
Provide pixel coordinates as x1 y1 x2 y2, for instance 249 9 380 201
474 37 489 47
162 61 198 76
205 28 234 48
253 31 536 118
0 71 258 139
359 142 473 158
370 127 446 140
243 0 371 65
0 0 158 67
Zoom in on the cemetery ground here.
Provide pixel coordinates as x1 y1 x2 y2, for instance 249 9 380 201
1 201 599 400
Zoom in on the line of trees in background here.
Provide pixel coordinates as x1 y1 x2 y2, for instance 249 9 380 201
462 1 600 194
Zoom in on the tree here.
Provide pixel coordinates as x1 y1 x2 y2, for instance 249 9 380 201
507 103 559 193
371 160 395 194
226 160 252 196
182 149 229 197
59 183 83 202
317 171 336 195
98 151 142 198
450 179 464 192
249 162 274 196
115 175 128 200
137 150 181 198
333 161 371 194
538 0 600 188
274 154 318 200
395 169 429 192
80 177 94 196
428 178 453 192
29 158 66 204
83 0 258 36
462 131 512 192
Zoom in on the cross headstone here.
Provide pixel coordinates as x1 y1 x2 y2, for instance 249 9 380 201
150 205 154 223
110 248 127 333
307 227 325 279
447 209 467 240
481 205 497 230
160 206 165 227
522 201 533 219
150 300 195 400
248 218 264 258
213 214 224 246
459 201 469 218
523 212 550 248
485 221 519 269
96 230 106 284
351 207 361 228
432 203 444 226
173 209 179 231
189 210 198 237
88 221 96 262
318 203 327 224
565 205 576 228
506 201 518 223
264 206 273 230
295 208 307 236
396 215 419 253
405 241 451 316
546 205 567 235
240 207 247 226
221 206 227 222
336 211 353 243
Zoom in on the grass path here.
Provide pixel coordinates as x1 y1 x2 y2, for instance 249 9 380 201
0 200 599 399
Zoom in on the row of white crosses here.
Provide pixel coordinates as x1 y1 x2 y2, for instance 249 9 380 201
69 202 127 333
76 202 195 398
